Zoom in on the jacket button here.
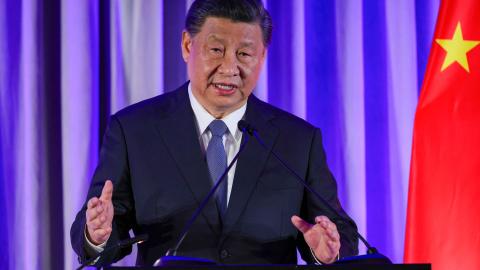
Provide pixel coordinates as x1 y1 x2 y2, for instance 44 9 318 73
220 249 229 259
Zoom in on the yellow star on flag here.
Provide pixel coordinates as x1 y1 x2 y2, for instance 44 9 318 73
435 22 480 72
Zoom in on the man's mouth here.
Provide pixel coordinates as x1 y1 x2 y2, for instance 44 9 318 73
212 83 238 94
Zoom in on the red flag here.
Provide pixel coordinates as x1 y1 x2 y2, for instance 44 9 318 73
404 0 480 270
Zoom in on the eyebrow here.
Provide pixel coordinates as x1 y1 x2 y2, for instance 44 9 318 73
207 35 256 48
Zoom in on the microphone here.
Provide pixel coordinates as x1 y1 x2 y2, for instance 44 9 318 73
237 120 255 135
154 123 251 267
76 234 148 270
238 120 391 264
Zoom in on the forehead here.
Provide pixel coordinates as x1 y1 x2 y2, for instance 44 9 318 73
197 17 263 45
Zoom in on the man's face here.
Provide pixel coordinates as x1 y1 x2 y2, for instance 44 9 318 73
182 17 266 117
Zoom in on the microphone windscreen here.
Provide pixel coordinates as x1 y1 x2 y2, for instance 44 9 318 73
238 120 249 131
238 120 255 135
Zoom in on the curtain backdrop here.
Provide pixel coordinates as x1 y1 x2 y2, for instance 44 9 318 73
0 0 440 269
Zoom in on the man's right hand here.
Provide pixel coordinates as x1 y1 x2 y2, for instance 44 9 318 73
86 180 114 245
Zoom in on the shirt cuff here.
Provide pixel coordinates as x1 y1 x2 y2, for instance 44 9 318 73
309 247 340 265
84 226 107 256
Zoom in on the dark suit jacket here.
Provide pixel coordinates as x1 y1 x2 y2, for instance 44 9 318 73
71 82 358 266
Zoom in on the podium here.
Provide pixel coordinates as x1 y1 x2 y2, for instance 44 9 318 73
105 264 430 270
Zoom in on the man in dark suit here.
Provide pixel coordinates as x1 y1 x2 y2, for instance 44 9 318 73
71 0 358 266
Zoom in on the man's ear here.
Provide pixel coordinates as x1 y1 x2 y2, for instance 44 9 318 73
181 31 192 62
260 47 268 66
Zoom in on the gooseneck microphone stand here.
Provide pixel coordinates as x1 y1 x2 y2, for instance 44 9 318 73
154 126 250 266
238 120 391 264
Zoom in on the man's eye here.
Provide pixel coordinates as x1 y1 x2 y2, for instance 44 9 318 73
238 52 251 57
210 48 223 54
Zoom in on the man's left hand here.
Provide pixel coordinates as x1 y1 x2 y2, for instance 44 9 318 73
291 215 340 264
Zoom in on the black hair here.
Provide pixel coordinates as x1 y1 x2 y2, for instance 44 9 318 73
185 0 273 46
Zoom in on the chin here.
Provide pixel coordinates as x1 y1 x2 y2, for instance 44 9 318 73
210 101 240 113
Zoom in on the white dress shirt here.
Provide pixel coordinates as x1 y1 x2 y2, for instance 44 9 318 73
85 83 246 255
188 83 246 205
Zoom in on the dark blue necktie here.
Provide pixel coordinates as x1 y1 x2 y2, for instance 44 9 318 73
206 120 228 218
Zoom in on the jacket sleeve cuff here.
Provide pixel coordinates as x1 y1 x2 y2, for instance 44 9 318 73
84 226 107 258
309 247 339 265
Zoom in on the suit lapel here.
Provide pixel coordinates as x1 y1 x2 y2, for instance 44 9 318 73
222 96 278 235
153 85 221 234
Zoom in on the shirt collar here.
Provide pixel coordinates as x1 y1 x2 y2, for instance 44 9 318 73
188 83 246 142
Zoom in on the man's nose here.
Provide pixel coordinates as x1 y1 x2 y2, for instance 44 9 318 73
218 52 240 76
